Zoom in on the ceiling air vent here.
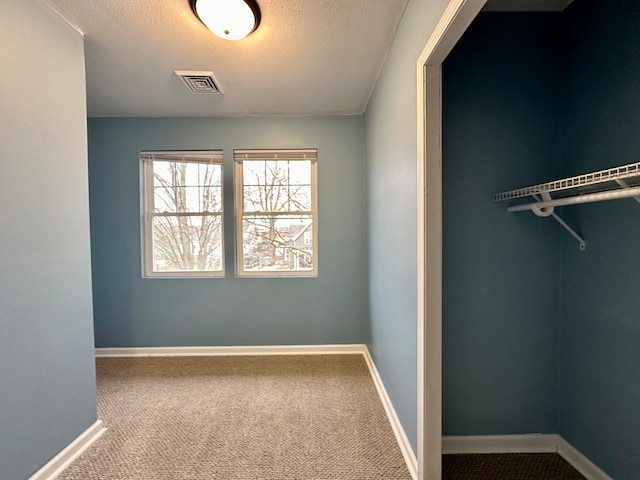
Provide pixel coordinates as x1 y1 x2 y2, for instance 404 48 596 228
174 70 221 94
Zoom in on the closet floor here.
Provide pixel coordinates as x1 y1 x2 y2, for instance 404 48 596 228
443 453 587 480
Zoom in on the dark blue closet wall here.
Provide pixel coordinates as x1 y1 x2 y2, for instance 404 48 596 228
442 13 562 435
559 1 640 479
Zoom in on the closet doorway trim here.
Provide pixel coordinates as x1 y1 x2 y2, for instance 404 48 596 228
415 1 486 478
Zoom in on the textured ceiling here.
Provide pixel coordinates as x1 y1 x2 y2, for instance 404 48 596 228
48 0 408 117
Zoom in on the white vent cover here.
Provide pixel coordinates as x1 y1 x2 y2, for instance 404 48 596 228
174 70 221 94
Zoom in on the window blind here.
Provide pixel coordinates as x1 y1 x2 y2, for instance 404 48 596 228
140 150 223 164
234 149 317 162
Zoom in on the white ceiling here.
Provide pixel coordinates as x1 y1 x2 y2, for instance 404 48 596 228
48 0 409 117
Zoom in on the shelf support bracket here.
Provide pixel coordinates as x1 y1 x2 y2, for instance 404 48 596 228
531 194 586 251
615 179 640 205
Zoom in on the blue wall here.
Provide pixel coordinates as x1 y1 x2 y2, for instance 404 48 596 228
88 116 369 347
442 13 561 435
0 1 97 478
365 0 451 451
559 1 640 478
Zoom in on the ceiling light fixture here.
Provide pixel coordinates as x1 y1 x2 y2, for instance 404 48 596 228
190 0 261 41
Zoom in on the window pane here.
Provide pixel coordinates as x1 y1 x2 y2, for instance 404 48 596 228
199 185 223 213
153 161 222 213
243 160 265 183
287 185 311 211
243 161 287 212
152 215 223 272
243 186 264 212
241 215 314 272
288 160 311 185
242 161 312 213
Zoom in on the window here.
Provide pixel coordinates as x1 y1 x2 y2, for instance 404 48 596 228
141 151 224 277
235 149 318 276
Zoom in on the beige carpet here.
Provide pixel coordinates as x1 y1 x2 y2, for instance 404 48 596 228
59 355 411 479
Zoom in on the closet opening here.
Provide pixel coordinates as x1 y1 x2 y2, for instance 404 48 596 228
421 0 638 479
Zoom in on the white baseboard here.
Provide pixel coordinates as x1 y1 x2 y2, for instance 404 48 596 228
362 347 418 480
95 344 366 357
29 420 106 480
442 434 613 480
442 434 558 454
556 437 613 480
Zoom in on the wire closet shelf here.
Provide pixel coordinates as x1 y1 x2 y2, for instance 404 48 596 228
493 161 640 250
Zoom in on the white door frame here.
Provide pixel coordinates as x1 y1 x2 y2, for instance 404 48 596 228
416 1 486 478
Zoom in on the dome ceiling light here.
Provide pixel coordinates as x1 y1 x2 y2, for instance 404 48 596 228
190 0 261 41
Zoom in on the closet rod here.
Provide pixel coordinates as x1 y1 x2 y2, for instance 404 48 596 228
507 185 640 213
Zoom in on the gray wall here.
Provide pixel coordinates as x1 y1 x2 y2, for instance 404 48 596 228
88 116 370 347
442 13 561 435
365 0 451 451
0 1 97 478
559 1 640 478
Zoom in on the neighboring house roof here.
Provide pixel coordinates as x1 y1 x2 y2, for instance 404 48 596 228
290 221 313 243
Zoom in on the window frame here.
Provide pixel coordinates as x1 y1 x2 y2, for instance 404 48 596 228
140 150 225 279
234 149 318 277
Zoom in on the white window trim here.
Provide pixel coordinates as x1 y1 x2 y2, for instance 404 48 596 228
234 149 318 278
140 151 225 278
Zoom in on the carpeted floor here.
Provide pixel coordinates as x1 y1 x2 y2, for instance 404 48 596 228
443 453 587 480
59 355 412 480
